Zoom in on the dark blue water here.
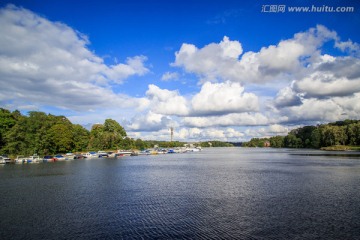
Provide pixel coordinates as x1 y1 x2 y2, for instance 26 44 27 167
1 148 360 239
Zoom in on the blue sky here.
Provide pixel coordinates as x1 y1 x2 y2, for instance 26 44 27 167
1 0 360 141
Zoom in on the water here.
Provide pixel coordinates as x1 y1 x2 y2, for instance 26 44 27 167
1 148 360 239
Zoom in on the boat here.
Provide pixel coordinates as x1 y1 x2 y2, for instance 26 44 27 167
82 152 97 158
43 155 55 162
106 151 117 158
157 149 167 154
130 152 138 156
73 154 84 159
15 156 26 164
26 155 40 163
0 155 12 164
138 150 151 156
186 147 202 152
54 154 66 161
116 150 133 156
97 151 109 158
65 153 75 160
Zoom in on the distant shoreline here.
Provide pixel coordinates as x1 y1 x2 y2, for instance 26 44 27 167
320 145 360 151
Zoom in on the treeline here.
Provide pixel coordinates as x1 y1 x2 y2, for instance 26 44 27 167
243 120 360 149
0 108 164 155
0 108 232 156
200 141 234 147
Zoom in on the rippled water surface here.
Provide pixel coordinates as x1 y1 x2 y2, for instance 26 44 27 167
1 148 360 239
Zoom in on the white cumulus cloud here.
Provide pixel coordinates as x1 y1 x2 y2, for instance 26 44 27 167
145 84 190 116
0 5 148 111
191 81 259 115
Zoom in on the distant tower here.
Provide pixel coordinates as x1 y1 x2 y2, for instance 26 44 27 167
170 127 174 142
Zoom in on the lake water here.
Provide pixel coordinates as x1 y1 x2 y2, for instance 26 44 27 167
1 148 360 239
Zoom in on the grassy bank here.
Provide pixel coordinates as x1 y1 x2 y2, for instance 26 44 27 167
320 145 360 151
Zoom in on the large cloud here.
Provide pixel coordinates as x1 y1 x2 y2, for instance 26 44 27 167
191 81 259 115
145 84 190 116
173 25 341 84
127 111 172 132
293 56 360 98
279 98 344 123
0 5 148 111
172 36 243 82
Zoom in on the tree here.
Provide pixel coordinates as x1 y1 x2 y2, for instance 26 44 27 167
310 128 321 149
72 124 90 152
269 136 285 148
104 119 127 136
284 134 302 148
47 124 74 153
0 108 17 151
88 119 129 150
88 124 106 150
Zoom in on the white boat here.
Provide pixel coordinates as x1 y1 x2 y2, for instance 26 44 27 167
0 155 11 164
83 152 98 158
65 153 74 160
186 147 202 152
15 156 26 164
97 151 109 158
116 150 133 156
138 150 151 156
26 155 40 163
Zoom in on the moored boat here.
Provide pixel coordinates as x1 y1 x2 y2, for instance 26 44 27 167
116 150 133 156
97 151 108 158
73 154 84 159
65 153 74 160
83 152 97 158
54 154 66 161
26 155 40 163
138 150 151 155
43 155 55 162
186 147 202 152
15 156 26 164
0 155 12 164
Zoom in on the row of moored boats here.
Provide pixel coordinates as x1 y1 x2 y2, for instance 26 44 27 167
0 147 202 164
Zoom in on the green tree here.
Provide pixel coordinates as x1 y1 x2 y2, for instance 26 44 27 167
72 124 90 152
269 136 285 148
47 123 74 153
310 128 321 148
0 108 17 152
88 119 128 150
284 133 302 148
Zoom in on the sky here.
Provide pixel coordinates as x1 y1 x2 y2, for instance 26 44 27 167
1 0 360 142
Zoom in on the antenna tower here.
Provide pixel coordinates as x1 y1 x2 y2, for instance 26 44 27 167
170 127 174 142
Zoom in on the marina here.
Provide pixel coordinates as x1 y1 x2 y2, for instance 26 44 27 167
0 147 203 164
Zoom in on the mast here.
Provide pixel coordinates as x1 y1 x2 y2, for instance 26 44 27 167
170 126 174 142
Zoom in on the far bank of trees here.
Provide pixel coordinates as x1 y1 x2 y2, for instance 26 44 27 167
243 120 360 149
0 108 234 156
0 108 149 155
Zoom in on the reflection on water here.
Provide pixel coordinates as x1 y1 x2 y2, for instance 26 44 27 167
0 148 360 239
